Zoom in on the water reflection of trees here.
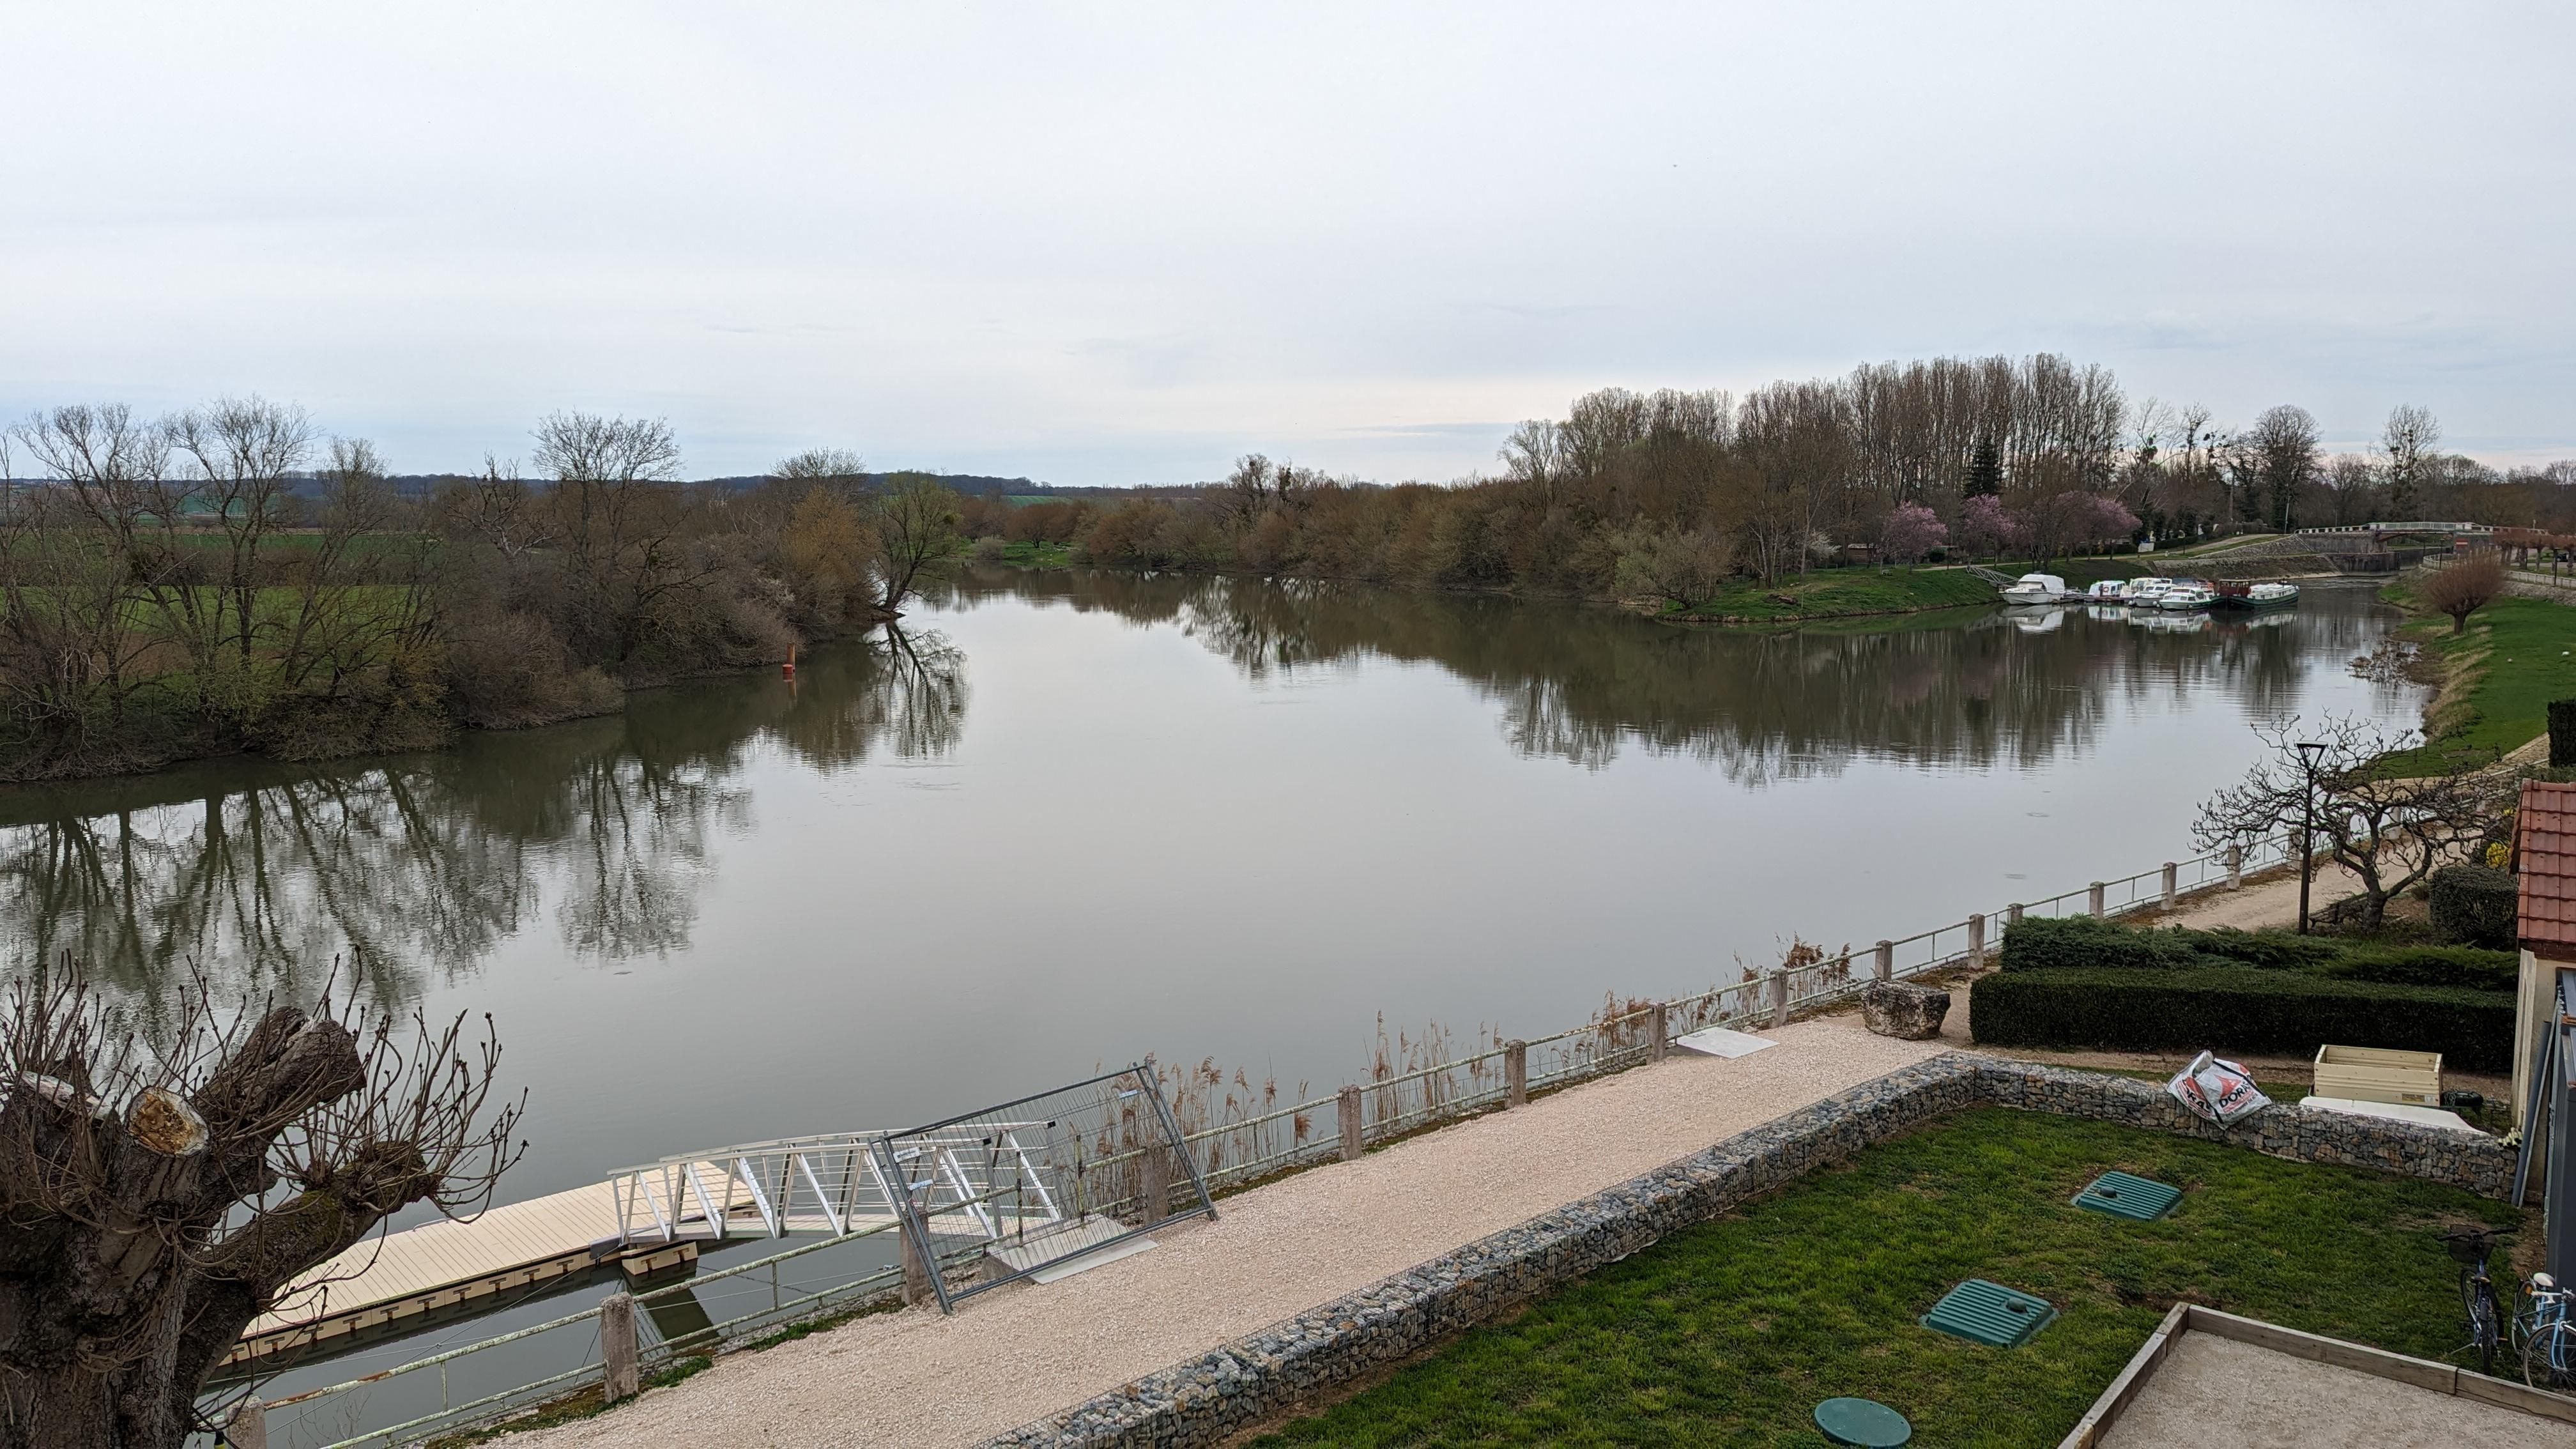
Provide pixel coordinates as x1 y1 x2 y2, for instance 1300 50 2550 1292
961 570 2395 782
0 628 967 1008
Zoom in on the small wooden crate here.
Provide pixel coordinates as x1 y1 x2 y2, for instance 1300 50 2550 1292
2312 1045 2442 1107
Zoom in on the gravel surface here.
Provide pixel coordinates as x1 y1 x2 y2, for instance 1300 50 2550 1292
2101 1330 2572 1448
515 1019 1946 1448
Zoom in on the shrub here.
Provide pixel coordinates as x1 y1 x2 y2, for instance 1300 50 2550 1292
2321 944 2520 993
1995 915 2517 983
1997 915 2197 972
2428 864 2518 949
2173 926 2340 970
1969 967 2513 1072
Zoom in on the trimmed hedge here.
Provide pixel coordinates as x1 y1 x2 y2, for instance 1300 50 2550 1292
1970 967 2514 1072
1997 914 2515 990
2428 864 2518 950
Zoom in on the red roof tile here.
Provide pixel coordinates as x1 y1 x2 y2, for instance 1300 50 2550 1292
2519 781 2576 950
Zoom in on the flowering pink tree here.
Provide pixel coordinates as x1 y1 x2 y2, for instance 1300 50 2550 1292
1955 494 2024 558
1877 503 1947 564
2087 495 2142 548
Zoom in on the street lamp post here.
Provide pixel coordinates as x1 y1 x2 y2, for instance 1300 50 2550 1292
2296 740 2327 934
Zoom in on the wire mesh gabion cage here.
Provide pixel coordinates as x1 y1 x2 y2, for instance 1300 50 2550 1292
873 1059 1215 1310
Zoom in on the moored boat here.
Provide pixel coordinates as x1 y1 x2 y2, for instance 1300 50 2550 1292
2210 581 2300 610
2000 572 2071 606
2154 580 2216 610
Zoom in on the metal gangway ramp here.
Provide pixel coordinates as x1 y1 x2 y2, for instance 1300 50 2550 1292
605 1124 1069 1246
607 1062 1217 1310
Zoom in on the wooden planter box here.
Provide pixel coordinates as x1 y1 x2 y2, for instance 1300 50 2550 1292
2312 1045 2442 1107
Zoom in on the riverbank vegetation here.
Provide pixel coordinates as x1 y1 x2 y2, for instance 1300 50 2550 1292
0 403 964 779
1255 1108 2522 1446
2403 592 2576 762
1670 566 1996 623
970 356 2570 618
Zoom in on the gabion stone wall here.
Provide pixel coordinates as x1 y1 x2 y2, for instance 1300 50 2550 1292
982 1053 2518 1448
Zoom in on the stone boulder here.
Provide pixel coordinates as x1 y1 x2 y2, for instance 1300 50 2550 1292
1861 981 1951 1041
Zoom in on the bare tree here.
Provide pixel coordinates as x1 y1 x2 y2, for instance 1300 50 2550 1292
770 448 868 487
0 961 521 1449
867 473 964 615
2382 404 2440 519
2244 404 2320 533
2193 714 2501 927
2421 551 2506 634
528 413 711 668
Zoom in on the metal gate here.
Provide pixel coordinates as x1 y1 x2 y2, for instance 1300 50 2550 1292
874 1060 1215 1310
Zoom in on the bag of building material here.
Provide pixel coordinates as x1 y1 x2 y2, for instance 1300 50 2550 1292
2166 1051 2271 1126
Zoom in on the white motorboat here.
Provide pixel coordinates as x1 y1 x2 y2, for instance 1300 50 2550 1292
2119 576 2177 604
2082 579 2129 602
2155 580 2216 610
2000 572 2070 606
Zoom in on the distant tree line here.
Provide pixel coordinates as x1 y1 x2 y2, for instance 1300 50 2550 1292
972 354 2574 600
0 403 963 779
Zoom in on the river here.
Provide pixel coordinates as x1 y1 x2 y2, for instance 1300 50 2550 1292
0 570 2418 1208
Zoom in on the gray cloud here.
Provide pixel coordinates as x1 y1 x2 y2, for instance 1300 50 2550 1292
3 2 2568 484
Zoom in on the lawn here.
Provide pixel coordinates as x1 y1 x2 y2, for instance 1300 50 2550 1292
1676 567 1995 623
996 540 1075 569
1255 1108 2523 1448
2395 594 2576 766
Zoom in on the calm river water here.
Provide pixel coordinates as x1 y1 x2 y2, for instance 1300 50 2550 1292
0 571 2419 1207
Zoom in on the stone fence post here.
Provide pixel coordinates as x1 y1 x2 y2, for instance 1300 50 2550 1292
1966 913 1985 970
2227 844 2243 889
1648 1003 1669 1063
1140 1142 1170 1226
2088 881 2106 917
1873 939 1893 983
1504 1040 1527 1107
2007 902 2025 928
601 1292 640 1404
222 1401 267 1449
1768 969 1790 1029
901 1227 935 1307
1338 1085 1363 1162
2161 862 2179 910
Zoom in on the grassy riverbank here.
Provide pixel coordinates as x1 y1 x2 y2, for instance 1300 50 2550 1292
2389 588 2576 766
1256 1107 2523 1446
1671 567 1997 624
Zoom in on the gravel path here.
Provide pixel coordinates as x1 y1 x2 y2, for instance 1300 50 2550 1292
516 1020 1946 1448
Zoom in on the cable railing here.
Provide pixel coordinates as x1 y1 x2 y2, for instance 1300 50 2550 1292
223 829 2299 1448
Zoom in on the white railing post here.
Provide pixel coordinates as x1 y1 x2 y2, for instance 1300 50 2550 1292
2007 902 2025 928
2088 881 2106 917
1873 939 1893 982
1966 913 1986 970
2161 862 2179 910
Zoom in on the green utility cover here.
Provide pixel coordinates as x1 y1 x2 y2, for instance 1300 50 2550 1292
1813 1396 1913 1446
2074 1170 2184 1222
1920 1279 2058 1347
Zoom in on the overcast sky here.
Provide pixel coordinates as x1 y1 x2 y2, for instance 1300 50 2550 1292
5 3 2570 485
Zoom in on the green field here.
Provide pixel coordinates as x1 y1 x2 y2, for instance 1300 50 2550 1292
1676 567 1996 623
1256 1107 2521 1447
996 540 1075 569
2402 594 2576 763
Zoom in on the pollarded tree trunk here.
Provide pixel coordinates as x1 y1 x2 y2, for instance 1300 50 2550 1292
0 983 514 1449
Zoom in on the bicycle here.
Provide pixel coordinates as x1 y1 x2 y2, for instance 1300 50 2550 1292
2522 1269 2576 1392
2445 1227 2510 1376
